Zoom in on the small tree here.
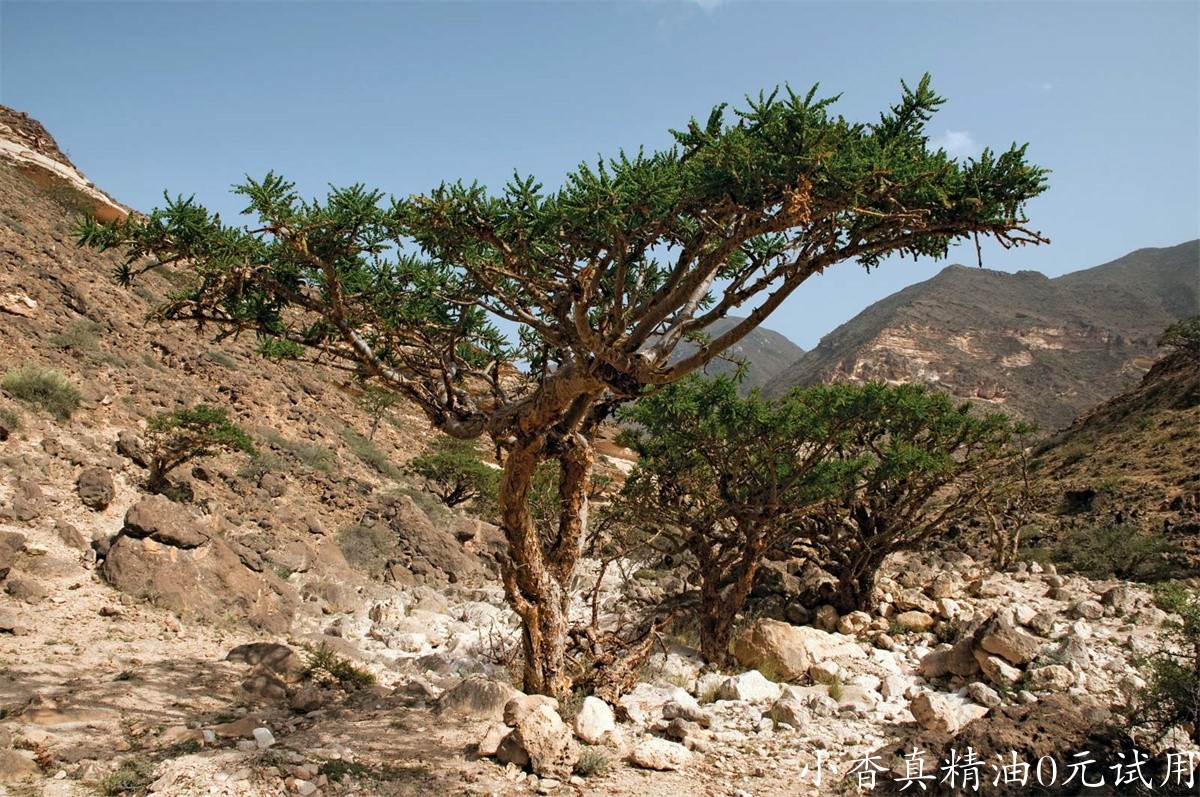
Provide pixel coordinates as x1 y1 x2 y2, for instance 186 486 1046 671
79 77 1047 696
794 383 1028 612
353 383 400 441
614 376 858 664
145 404 255 492
407 435 500 509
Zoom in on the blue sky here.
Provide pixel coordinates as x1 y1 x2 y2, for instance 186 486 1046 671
2 1 1197 349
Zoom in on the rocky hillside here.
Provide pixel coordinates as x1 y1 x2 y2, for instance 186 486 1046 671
669 316 804 393
764 242 1200 432
1028 344 1200 562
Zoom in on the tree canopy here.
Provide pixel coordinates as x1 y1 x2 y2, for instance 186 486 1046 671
78 75 1048 696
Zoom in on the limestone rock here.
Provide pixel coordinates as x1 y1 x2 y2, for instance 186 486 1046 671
499 703 579 780
974 649 1022 688
629 737 692 771
730 618 812 681
437 676 520 722
717 670 783 703
226 642 302 676
910 691 989 735
1028 665 1075 692
977 615 1043 666
573 696 616 744
894 610 936 633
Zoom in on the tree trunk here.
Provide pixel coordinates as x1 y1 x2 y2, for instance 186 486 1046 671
496 434 593 698
829 556 881 614
698 525 765 666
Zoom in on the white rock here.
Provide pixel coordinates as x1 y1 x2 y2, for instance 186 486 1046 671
717 670 782 703
573 696 615 745
252 727 276 750
909 691 988 734
629 737 692 771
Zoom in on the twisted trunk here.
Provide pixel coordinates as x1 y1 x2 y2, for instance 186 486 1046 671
497 433 594 698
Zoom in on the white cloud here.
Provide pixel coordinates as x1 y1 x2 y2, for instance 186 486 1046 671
1041 82 1053 92
931 129 978 160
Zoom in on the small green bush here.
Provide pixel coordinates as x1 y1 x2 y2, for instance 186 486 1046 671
49 319 105 354
407 435 499 508
575 746 611 778
100 758 157 795
0 405 21 433
2 364 82 419
145 404 255 492
300 641 376 688
1038 523 1180 582
341 428 400 479
337 523 396 575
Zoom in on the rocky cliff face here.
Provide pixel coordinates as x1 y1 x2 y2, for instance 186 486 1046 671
765 243 1200 432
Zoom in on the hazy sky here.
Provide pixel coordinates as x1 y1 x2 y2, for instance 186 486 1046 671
2 1 1197 349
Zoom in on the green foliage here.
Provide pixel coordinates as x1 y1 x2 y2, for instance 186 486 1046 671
337 522 396 575
99 758 157 795
1134 585 1200 744
353 383 400 441
1 364 82 420
258 429 337 473
575 746 612 778
407 435 499 509
1028 523 1180 583
76 77 1048 696
1158 315 1200 360
340 428 400 479
0 405 21 433
49 319 105 354
299 641 376 688
144 404 255 492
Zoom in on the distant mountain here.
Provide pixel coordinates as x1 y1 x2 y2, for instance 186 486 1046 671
763 241 1200 431
670 316 805 393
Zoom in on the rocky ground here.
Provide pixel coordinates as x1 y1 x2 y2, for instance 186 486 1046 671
3 420 1196 797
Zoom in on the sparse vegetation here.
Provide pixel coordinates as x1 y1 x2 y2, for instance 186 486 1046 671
336 522 397 575
300 641 376 688
0 405 21 433
49 318 105 354
2 364 82 419
200 350 239 370
1134 584 1200 743
340 428 400 479
353 383 399 441
99 758 157 795
575 746 612 777
1024 523 1181 583
258 429 337 473
1157 315 1200 360
144 404 256 493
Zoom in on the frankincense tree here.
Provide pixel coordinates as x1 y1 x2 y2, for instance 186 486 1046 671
78 76 1047 696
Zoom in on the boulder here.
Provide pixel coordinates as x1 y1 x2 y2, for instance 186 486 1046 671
436 676 520 722
101 500 297 633
973 650 1022 688
122 495 209 548
893 610 936 632
76 466 114 510
661 700 713 728
919 636 980 679
836 610 872 636
967 682 1003 709
730 618 812 680
629 737 692 771
225 642 302 676
813 604 839 632
717 670 783 703
910 691 989 735
497 703 579 780
977 615 1043 666
767 698 811 729
573 696 616 744
1028 665 1075 692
